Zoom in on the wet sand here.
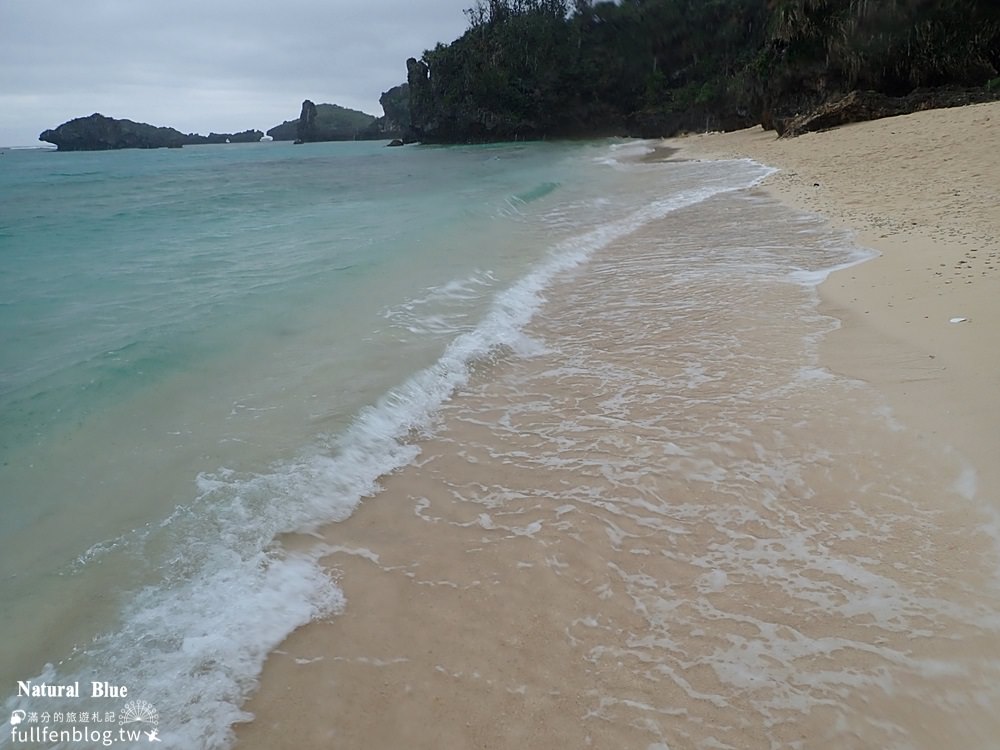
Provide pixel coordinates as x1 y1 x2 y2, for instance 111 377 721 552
669 102 1000 496
235 109 1000 750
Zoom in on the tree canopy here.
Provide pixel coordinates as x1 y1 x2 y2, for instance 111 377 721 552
405 0 1000 141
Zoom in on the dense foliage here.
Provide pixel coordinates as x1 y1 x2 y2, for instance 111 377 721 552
759 0 1000 124
406 0 1000 141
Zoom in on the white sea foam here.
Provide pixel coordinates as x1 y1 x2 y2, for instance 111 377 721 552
2 551 342 750
382 269 498 336
594 139 657 167
786 244 876 287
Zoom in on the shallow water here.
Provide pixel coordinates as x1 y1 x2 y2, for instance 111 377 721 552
1 139 769 747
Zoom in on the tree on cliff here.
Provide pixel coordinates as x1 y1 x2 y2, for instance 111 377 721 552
406 0 1000 142
407 0 770 141
756 0 1000 124
409 0 576 141
764 0 999 91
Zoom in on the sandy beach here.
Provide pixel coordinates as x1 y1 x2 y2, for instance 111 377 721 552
235 107 1000 750
670 102 1000 497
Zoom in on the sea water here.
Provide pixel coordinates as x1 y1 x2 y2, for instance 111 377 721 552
2 140 999 749
0 140 761 745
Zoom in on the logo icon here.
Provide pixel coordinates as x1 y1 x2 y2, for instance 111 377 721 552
119 700 158 728
9 710 26 726
119 700 160 743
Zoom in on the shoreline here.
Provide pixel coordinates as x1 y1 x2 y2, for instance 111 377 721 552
666 101 1000 502
234 137 1000 748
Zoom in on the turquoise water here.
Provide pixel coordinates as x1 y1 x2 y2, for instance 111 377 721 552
1 140 611 535
1 139 781 747
2 142 575 465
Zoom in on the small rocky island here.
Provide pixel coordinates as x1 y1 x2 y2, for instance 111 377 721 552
39 113 264 151
39 89 411 151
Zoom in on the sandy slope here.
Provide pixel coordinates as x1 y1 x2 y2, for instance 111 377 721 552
670 102 1000 500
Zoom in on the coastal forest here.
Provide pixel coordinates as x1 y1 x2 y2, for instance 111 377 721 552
405 0 1000 141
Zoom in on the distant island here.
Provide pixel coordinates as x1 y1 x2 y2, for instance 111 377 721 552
38 114 264 151
39 83 411 151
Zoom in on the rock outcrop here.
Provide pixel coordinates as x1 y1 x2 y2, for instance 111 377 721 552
295 100 318 143
38 114 263 151
405 57 437 142
359 84 410 141
777 87 1000 137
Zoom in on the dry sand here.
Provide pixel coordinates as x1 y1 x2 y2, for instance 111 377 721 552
669 102 1000 497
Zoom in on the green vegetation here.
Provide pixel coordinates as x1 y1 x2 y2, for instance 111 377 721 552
758 0 1000 123
406 0 1000 142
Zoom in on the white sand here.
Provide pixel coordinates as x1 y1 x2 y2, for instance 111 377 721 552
669 102 1000 497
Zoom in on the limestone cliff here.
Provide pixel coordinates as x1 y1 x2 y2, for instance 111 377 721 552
405 57 438 142
361 84 410 141
296 100 318 143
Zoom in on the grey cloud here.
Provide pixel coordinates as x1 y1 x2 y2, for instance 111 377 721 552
0 0 471 146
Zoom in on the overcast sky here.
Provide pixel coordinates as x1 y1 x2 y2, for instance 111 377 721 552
0 0 473 147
